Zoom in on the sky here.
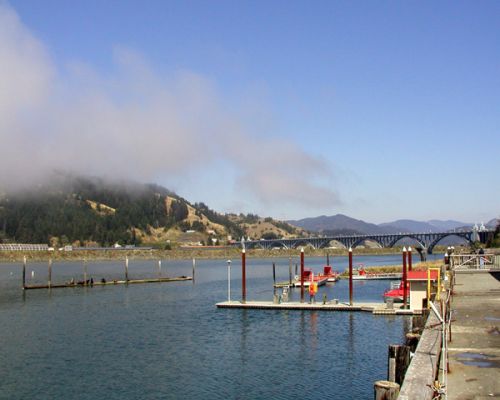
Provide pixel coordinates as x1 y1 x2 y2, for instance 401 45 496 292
1 0 499 223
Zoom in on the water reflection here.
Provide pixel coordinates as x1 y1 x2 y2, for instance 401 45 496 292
240 309 249 365
348 312 355 362
310 312 318 352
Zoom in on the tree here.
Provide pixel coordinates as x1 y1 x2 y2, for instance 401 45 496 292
262 231 278 240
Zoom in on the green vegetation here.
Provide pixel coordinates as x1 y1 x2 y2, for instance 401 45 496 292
486 222 500 248
0 175 242 247
261 231 279 240
194 202 244 238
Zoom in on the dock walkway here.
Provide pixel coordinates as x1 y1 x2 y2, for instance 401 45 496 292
24 276 192 290
216 300 418 315
446 270 500 399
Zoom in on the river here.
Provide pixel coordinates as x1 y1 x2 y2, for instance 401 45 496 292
0 254 439 399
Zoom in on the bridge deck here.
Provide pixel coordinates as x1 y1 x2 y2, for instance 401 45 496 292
239 229 493 255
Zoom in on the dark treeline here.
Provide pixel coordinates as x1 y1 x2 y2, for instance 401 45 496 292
0 175 240 246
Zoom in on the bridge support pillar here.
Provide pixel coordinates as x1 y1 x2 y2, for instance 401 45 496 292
415 246 427 262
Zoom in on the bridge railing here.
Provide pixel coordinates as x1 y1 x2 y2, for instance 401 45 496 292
450 254 500 270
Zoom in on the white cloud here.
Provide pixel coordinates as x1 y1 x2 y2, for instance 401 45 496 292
0 3 340 213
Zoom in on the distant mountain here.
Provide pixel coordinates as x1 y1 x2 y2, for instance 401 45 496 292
380 219 474 233
427 220 471 231
288 214 391 235
288 214 492 236
486 218 499 228
379 220 438 233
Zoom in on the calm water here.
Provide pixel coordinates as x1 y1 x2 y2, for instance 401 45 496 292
0 254 437 399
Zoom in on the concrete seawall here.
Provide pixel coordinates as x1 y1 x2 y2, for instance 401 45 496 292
446 271 500 399
397 306 442 399
397 269 500 400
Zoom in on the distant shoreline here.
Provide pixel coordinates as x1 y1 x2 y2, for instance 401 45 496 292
0 246 449 263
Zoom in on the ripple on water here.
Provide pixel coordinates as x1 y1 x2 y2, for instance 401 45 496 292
0 257 409 399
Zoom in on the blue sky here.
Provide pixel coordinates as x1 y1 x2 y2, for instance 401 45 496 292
2 0 499 223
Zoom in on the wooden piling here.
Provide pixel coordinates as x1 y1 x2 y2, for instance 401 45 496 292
388 345 397 383
242 249 246 303
427 269 431 309
48 259 52 289
227 260 231 302
388 344 410 384
327 252 330 266
402 247 408 309
405 333 420 353
288 257 292 286
272 262 276 296
408 246 413 272
374 380 399 400
192 258 196 284
411 313 427 334
125 257 129 283
300 248 305 303
83 258 87 286
158 260 162 279
22 256 26 289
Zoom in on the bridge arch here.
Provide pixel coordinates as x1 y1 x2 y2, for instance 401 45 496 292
266 241 289 249
351 237 384 249
319 239 348 250
251 241 267 250
291 240 316 250
427 233 470 254
387 235 426 250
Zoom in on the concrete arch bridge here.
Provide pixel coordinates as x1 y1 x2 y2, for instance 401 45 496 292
241 230 494 261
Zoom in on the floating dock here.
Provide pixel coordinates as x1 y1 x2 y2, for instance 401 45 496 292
24 276 192 290
216 300 419 315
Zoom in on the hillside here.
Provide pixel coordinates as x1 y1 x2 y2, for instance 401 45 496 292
288 214 392 235
0 174 301 247
288 214 490 235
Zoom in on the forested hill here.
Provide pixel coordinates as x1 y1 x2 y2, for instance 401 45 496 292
0 175 302 247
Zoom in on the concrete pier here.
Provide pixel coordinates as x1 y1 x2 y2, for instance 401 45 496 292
397 268 500 400
446 270 500 400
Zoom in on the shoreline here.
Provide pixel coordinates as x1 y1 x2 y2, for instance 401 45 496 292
0 246 447 263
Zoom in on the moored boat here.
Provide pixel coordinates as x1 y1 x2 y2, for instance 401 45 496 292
383 281 408 302
293 268 328 287
323 265 339 282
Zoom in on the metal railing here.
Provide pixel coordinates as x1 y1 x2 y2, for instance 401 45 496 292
450 254 500 270
0 243 49 251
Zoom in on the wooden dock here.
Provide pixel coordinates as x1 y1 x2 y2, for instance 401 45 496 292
216 300 421 315
23 276 192 290
273 281 294 288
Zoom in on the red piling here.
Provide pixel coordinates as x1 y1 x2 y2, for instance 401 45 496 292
300 248 305 303
349 247 353 306
242 249 246 304
408 246 413 272
403 247 408 309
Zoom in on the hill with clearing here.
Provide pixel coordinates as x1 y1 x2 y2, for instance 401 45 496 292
0 174 301 248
